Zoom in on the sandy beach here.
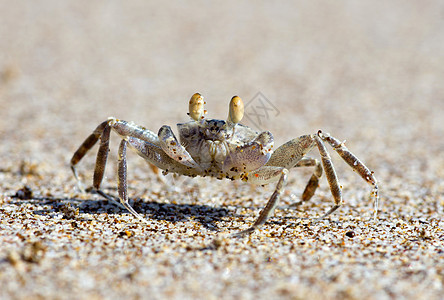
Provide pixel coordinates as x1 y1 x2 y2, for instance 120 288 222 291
0 1 443 299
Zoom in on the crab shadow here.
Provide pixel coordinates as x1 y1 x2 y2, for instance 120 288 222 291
10 194 233 232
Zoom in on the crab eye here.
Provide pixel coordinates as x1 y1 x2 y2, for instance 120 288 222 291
188 93 206 121
228 96 244 124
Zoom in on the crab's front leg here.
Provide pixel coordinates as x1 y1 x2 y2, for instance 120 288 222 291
158 125 201 169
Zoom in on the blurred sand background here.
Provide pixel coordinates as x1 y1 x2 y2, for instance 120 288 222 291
0 1 443 299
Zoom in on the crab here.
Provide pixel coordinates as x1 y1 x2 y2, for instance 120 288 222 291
70 93 379 235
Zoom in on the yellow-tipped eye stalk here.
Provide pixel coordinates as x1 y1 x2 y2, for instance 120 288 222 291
188 93 206 121
228 96 244 124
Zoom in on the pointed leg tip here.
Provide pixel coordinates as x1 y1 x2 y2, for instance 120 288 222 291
231 226 256 238
372 210 378 222
316 204 341 221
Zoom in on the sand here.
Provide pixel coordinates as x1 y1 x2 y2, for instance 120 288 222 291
0 1 443 299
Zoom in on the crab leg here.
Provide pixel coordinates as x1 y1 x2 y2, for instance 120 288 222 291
233 166 288 236
234 134 343 236
292 157 323 205
93 122 111 189
70 120 109 190
70 118 199 216
264 131 378 221
70 119 161 186
70 120 128 208
314 134 342 218
116 136 201 223
266 135 315 168
117 139 150 223
109 118 160 145
318 131 379 219
266 136 323 204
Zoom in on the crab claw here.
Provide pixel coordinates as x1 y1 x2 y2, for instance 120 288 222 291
188 93 206 121
228 96 244 126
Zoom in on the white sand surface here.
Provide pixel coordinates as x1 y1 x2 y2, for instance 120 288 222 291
0 1 443 299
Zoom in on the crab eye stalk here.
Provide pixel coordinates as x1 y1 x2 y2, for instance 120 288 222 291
228 96 244 125
188 93 206 121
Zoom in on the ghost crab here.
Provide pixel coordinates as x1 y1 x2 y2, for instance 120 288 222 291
70 93 379 235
